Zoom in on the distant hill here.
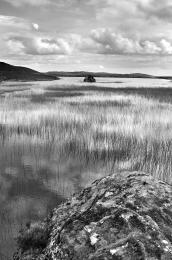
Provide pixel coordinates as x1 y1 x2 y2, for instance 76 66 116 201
0 62 58 82
46 71 172 80
1 62 171 82
46 71 155 78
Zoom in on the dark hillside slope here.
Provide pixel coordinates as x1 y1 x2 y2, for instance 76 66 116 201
0 62 58 81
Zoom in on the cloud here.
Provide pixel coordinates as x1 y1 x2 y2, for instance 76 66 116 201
159 39 172 54
136 0 172 22
99 65 104 69
6 28 172 57
32 23 39 31
0 15 30 29
4 0 51 6
7 35 73 55
93 0 172 23
84 28 172 55
2 0 172 75
89 0 172 42
0 15 41 34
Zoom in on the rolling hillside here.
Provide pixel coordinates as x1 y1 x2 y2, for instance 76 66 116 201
0 62 58 81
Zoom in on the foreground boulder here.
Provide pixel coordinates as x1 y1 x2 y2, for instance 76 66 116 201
83 75 96 82
14 171 172 259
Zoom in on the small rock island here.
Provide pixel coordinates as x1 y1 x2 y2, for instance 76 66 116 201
14 171 172 260
83 75 96 83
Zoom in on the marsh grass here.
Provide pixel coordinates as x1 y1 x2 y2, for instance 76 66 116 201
1 88 172 183
1 81 172 259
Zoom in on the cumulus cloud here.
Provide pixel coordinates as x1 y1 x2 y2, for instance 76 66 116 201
88 0 172 42
32 23 39 31
2 0 172 74
6 29 172 56
7 35 73 55
159 39 172 54
86 28 172 55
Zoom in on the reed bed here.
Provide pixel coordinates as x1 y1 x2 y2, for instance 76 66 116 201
1 82 172 258
1 90 172 183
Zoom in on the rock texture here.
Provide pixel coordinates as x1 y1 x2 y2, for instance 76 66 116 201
14 171 172 260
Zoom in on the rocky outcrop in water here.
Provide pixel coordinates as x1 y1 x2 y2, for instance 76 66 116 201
83 75 96 83
14 171 172 259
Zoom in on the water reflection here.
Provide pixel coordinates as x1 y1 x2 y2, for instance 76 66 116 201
0 137 109 259
0 142 64 258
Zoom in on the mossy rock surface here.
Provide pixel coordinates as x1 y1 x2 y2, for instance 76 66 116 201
14 171 172 259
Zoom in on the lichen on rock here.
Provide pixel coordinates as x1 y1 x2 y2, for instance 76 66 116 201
14 171 172 260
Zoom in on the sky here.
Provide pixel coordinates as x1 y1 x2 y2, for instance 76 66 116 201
1 0 172 75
